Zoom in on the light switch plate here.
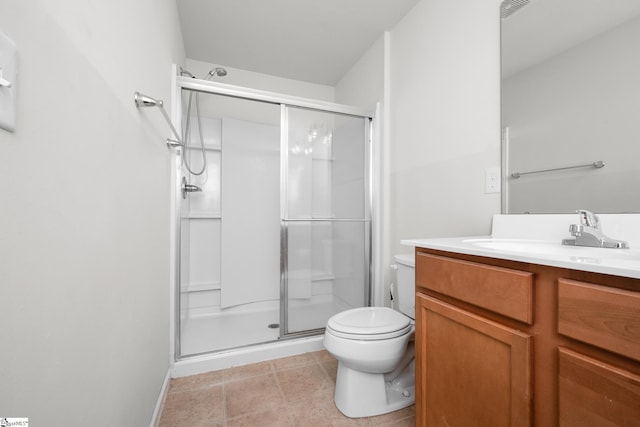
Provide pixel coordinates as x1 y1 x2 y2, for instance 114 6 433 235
0 31 17 132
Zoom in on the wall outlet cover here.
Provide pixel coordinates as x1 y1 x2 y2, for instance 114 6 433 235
485 167 501 194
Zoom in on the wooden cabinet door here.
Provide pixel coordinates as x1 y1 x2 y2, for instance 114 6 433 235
416 293 533 427
559 347 640 427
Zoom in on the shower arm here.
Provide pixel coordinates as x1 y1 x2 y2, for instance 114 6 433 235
134 91 183 148
156 103 183 147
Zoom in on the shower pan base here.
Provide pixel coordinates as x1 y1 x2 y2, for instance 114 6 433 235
181 304 280 355
180 297 345 356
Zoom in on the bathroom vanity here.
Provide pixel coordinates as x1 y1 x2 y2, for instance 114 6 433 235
403 215 640 426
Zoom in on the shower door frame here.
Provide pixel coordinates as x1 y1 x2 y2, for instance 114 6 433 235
171 74 375 360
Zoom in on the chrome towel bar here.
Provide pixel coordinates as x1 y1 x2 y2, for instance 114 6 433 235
511 160 604 179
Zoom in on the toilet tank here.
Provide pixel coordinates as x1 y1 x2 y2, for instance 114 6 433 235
394 254 415 319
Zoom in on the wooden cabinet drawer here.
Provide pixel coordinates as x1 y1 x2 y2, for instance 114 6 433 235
416 252 534 324
558 278 640 361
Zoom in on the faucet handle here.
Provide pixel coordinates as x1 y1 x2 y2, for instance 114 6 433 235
568 223 582 236
577 209 599 228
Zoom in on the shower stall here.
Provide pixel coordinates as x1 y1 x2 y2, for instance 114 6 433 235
171 71 374 360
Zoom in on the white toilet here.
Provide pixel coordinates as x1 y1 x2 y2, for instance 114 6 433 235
323 254 416 418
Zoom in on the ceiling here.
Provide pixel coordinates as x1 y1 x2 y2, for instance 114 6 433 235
502 0 640 77
177 0 419 86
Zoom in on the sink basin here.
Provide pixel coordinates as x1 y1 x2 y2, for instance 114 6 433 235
462 238 638 261
463 238 568 255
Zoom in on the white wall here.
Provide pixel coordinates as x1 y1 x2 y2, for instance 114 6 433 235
335 35 386 108
0 1 184 426
504 16 640 214
389 0 503 256
335 0 503 305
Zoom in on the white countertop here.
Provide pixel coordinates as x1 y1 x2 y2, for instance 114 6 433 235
401 214 640 279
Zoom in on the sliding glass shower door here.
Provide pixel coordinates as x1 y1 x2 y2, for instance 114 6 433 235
280 106 371 336
175 75 372 358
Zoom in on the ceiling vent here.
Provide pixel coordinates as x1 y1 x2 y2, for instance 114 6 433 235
501 0 531 19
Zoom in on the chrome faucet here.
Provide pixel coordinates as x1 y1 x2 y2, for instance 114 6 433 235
562 210 629 249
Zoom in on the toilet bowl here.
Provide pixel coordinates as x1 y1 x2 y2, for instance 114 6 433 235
323 254 416 418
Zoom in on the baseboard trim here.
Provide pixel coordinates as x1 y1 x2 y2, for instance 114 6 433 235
149 368 171 427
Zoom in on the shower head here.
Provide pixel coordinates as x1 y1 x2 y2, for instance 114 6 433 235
208 67 228 77
134 92 163 108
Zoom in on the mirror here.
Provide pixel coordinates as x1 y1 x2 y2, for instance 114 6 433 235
501 0 640 213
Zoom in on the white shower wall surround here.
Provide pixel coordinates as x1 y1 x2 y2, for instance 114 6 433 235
221 117 281 308
181 116 335 315
179 114 364 355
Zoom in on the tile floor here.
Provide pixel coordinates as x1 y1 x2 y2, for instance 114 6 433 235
158 350 415 426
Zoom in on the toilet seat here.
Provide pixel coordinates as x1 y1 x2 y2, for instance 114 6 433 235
326 307 412 341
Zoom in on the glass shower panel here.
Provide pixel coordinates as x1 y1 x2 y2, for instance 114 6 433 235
286 109 368 220
285 221 368 334
283 106 370 336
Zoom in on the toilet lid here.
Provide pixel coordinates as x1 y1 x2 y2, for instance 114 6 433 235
327 307 412 339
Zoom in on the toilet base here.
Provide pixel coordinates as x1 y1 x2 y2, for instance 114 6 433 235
333 360 415 418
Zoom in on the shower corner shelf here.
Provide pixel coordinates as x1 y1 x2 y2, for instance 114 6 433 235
311 273 335 282
183 212 221 219
184 144 221 152
181 281 221 293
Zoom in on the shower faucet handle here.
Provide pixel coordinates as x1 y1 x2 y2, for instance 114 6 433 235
181 177 202 199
